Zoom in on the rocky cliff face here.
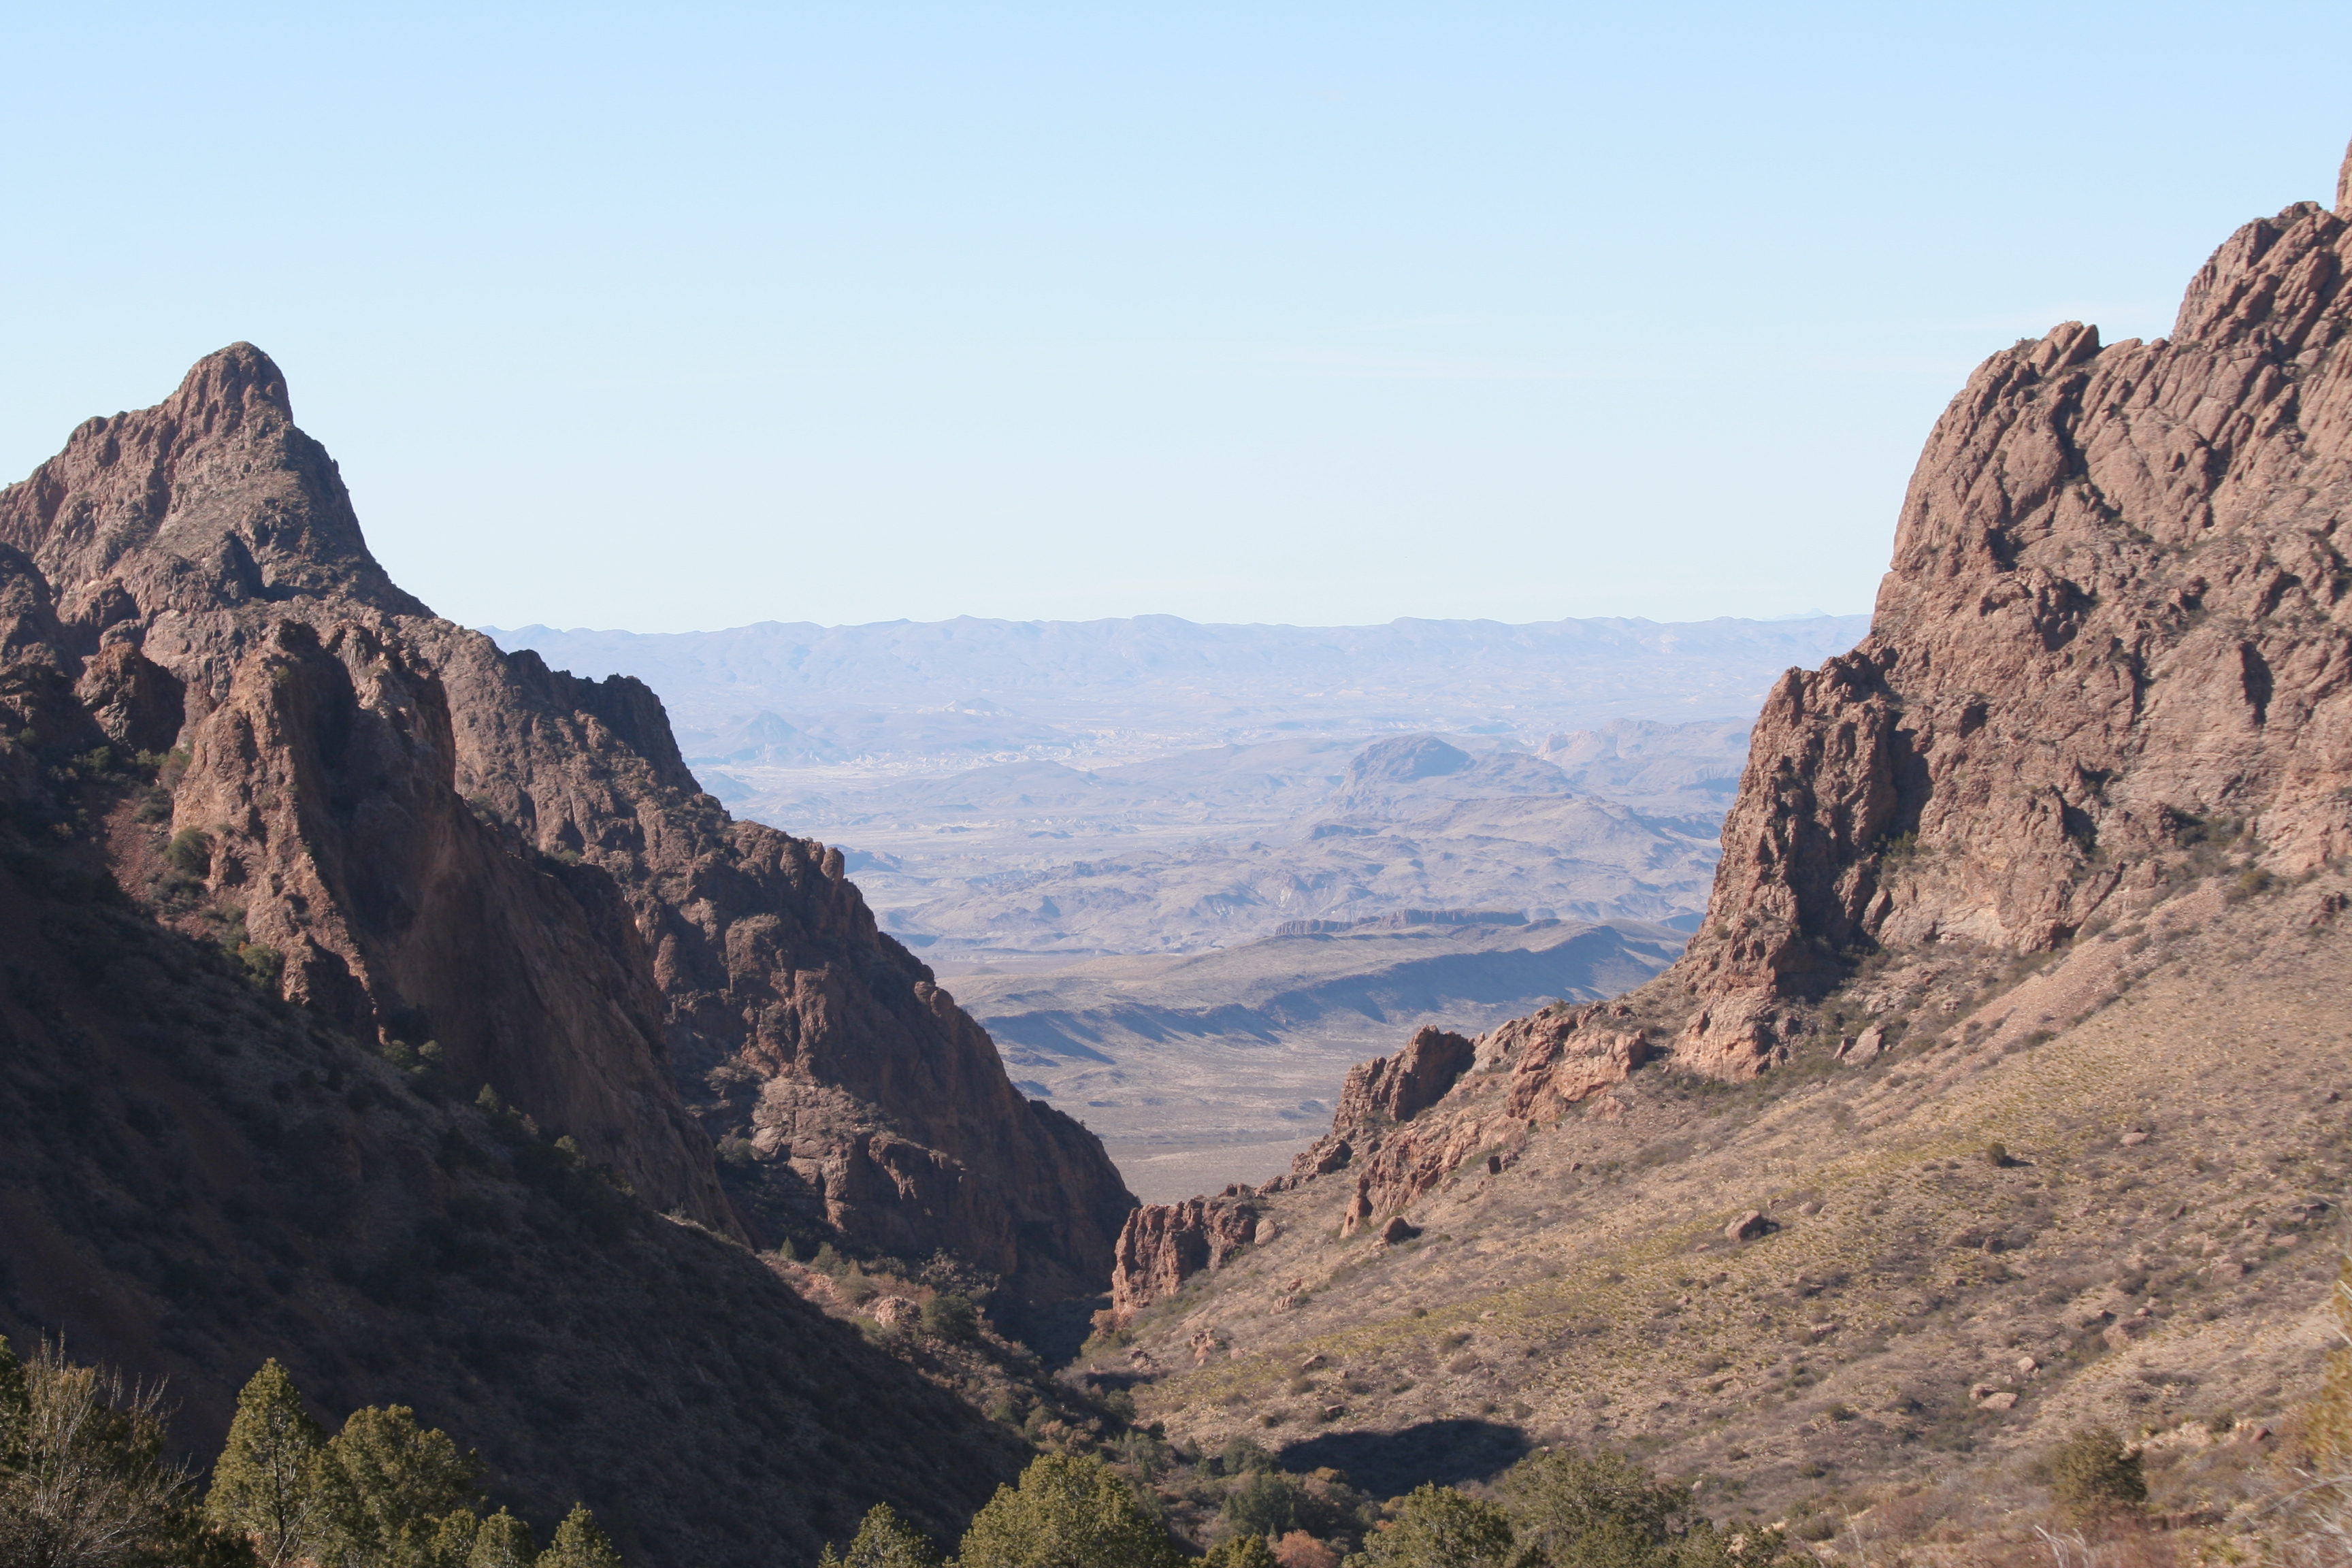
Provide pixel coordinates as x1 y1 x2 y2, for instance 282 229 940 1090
1672 148 2352 1074
0 345 1133 1307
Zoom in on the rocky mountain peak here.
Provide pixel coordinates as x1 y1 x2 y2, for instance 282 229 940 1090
1664 166 2352 1075
0 346 1136 1306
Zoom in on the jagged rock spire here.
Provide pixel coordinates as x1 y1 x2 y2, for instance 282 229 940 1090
2338 134 2352 216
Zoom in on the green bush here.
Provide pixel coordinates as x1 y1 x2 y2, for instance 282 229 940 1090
956 1454 1182 1568
165 828 214 877
1224 1471 1320 1541
1353 1484 1514 1568
2048 1427 2145 1514
921 1293 979 1343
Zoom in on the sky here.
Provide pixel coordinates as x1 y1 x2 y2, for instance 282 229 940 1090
4 5 2350 634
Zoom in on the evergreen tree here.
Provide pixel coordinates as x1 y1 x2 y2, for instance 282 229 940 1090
920 1294 979 1345
467 1507 536 1568
314 1404 484 1568
955 1454 1183 1568
817 1503 940 1568
1203 1533 1281 1568
429 1509 483 1568
537 1504 624 1568
207 1360 330 1568
1347 1485 1514 1568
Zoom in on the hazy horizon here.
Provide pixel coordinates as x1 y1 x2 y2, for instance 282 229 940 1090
484 606 1867 638
10 5 2352 634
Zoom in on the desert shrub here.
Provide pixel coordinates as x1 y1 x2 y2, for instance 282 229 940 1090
2046 1428 2144 1514
164 828 214 878
921 1293 979 1344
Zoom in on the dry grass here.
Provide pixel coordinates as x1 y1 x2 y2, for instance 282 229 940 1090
1090 869 2352 1561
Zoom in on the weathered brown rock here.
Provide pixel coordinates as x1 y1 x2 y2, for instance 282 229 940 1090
1339 1025 1476 1124
1492 1007 1648 1121
0 344 1135 1303
1106 1190 1262 1326
1670 146 2352 1075
74 640 182 754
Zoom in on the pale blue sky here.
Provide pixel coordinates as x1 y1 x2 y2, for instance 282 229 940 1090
5 4 2349 632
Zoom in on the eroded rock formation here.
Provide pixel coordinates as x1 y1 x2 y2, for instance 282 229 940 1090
0 345 1134 1303
1673 155 2352 1073
1107 1189 1266 1325
1109 1015 1647 1315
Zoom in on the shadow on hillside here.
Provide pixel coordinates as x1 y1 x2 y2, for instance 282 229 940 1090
1278 1418 1533 1499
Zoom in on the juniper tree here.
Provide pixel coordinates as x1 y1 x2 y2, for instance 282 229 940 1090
2048 1428 2145 1516
1496 1448 1681 1568
536 1504 624 1568
817 1503 941 1568
466 1507 535 1568
206 1360 329 1568
313 1404 483 1568
955 1454 1183 1568
1203 1533 1281 1568
1349 1484 1514 1568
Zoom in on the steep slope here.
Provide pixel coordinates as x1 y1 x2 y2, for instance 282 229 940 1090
0 751 1022 1565
0 346 1134 1310
1086 138 2352 1550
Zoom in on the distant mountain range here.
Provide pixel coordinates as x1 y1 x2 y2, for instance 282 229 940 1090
485 612 1872 765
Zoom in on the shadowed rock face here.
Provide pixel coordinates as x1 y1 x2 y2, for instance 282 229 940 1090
1670 144 2352 1075
0 344 1134 1302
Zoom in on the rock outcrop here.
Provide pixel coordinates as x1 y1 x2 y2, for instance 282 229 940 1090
1107 1188 1266 1326
1669 142 2352 1074
0 344 1134 1304
1108 1015 1646 1316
